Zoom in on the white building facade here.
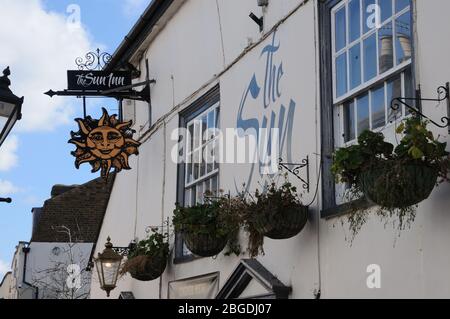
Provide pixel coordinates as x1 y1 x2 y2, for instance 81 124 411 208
90 0 450 299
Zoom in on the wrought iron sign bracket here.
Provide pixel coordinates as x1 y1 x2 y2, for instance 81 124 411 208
0 197 12 204
391 82 450 133
278 156 310 192
45 48 156 103
44 78 156 103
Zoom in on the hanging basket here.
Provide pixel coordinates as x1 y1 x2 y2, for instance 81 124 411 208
359 163 438 209
125 255 167 281
182 227 228 257
253 204 309 240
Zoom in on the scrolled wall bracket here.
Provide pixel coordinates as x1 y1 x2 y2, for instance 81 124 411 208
75 48 112 71
391 82 450 133
112 243 136 257
278 156 310 192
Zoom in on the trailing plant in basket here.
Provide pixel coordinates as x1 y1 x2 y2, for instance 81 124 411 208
173 196 241 257
233 176 309 257
172 177 309 259
120 229 169 281
250 179 308 239
332 117 450 239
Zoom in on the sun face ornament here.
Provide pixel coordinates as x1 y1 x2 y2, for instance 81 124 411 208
69 108 141 179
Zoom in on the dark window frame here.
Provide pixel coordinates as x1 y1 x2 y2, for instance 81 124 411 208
174 84 220 263
319 0 416 218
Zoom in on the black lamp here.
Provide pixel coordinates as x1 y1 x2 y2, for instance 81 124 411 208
94 237 124 297
0 66 23 204
0 66 23 148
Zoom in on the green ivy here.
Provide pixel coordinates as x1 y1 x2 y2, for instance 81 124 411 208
127 229 169 260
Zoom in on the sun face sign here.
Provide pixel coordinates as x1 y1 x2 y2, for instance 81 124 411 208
69 108 141 179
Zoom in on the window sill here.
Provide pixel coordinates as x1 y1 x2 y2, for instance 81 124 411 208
320 198 374 219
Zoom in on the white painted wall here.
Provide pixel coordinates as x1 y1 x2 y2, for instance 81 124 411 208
0 272 13 299
91 0 450 299
26 242 93 299
4 243 36 299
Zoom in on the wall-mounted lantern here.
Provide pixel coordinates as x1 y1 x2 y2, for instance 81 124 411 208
0 66 23 204
0 67 23 149
94 237 124 297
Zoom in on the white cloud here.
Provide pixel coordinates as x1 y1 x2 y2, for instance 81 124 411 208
0 180 20 197
0 0 94 132
0 135 19 171
123 0 152 17
0 259 11 278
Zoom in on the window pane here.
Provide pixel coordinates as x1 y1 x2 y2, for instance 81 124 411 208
371 85 386 129
206 143 214 173
335 7 346 52
194 150 200 180
201 145 206 177
387 75 402 122
207 110 215 140
380 0 393 22
379 22 394 73
344 101 356 142
363 34 377 81
215 108 220 128
185 188 192 206
395 11 412 65
211 175 218 196
396 0 410 13
194 120 200 150
336 53 348 97
201 115 207 144
404 67 415 115
188 124 194 154
188 186 196 207
212 139 218 170
186 153 193 183
357 93 370 134
363 0 376 34
196 183 204 204
349 0 361 43
349 43 362 89
204 178 211 194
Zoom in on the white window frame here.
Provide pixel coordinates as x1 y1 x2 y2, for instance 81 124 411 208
331 0 412 104
331 0 414 204
184 102 220 206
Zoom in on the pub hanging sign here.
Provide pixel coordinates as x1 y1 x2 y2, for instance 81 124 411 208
67 70 132 91
69 108 141 179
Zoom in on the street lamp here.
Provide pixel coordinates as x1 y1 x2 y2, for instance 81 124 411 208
0 66 23 204
94 237 123 297
0 66 23 148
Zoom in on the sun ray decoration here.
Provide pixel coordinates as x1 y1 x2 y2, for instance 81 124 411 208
69 108 141 179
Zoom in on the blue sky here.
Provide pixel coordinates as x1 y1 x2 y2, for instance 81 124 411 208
0 0 151 276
